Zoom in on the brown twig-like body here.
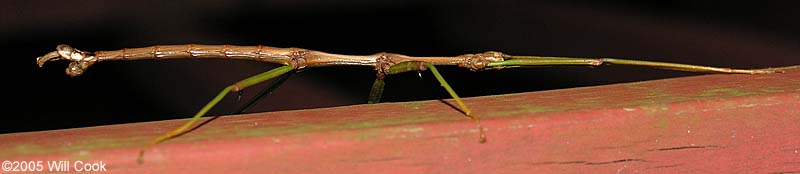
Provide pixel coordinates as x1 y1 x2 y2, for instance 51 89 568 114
37 44 504 77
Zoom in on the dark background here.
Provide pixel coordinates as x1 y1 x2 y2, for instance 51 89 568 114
2 0 798 134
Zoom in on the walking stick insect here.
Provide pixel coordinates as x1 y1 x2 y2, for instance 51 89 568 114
37 44 781 163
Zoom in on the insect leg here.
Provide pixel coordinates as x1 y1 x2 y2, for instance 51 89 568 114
367 78 385 104
425 63 487 143
138 65 294 163
370 61 486 142
368 61 429 104
491 55 781 74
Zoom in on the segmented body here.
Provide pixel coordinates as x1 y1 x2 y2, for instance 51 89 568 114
38 44 505 77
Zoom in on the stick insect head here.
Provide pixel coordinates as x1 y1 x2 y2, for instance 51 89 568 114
37 44 97 77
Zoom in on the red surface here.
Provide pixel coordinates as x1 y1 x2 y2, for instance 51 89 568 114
3 66 799 173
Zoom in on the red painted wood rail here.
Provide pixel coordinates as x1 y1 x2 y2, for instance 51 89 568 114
3 66 800 174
